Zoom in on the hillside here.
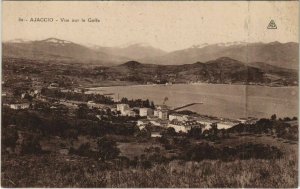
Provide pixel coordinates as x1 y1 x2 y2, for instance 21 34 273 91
103 57 297 86
2 56 297 89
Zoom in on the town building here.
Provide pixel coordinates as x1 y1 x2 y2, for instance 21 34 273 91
110 107 118 114
147 118 169 127
9 103 30 110
167 120 201 133
194 117 219 131
154 105 169 120
151 132 162 138
21 93 27 99
117 104 130 115
237 117 258 124
137 119 150 126
87 101 105 109
126 110 137 117
139 108 154 117
74 88 84 93
169 113 189 122
217 121 239 129
158 110 168 120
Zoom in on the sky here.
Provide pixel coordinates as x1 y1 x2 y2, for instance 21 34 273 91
3 1 299 52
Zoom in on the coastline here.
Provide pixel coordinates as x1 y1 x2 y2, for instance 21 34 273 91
86 82 299 91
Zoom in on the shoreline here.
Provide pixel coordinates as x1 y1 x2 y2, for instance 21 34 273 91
86 82 299 90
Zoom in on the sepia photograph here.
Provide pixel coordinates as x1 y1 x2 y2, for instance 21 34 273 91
1 1 299 187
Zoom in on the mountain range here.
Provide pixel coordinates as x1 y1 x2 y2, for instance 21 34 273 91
141 42 298 70
3 38 129 65
3 38 299 70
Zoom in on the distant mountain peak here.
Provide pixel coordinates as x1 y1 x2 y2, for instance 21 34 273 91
120 42 152 49
268 41 281 45
41 38 73 44
191 41 248 49
215 41 247 47
7 38 32 43
215 57 238 61
191 43 209 48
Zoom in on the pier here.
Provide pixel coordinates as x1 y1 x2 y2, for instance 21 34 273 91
172 102 203 111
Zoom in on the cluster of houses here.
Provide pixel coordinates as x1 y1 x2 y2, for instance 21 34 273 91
2 88 42 110
116 103 256 134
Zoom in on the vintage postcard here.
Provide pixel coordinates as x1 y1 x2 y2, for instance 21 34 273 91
1 1 299 188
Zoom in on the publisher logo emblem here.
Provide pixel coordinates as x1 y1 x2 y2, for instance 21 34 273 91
267 20 277 29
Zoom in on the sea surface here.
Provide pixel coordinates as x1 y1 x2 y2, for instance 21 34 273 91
87 84 298 119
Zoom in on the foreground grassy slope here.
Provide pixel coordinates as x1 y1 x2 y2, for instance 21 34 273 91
2 153 297 188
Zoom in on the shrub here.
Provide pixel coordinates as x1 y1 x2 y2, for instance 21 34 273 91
183 143 283 161
70 142 96 158
97 137 120 161
2 126 19 150
20 136 42 154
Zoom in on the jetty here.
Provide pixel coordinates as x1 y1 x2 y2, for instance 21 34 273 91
172 102 203 111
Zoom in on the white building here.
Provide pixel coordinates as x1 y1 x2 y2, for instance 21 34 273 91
154 105 169 120
21 93 27 99
151 132 162 138
237 118 247 124
237 117 258 124
117 104 130 115
126 110 137 117
194 117 219 131
74 88 84 93
169 113 189 122
158 110 168 120
217 121 239 129
168 123 191 133
87 101 105 109
167 120 200 133
137 119 150 126
139 108 154 117
10 103 30 110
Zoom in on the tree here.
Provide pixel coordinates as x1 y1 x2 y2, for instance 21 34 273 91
150 101 155 109
162 127 177 137
136 128 151 139
73 142 94 157
271 114 277 120
97 137 120 161
76 104 89 119
188 127 202 139
13 88 23 97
